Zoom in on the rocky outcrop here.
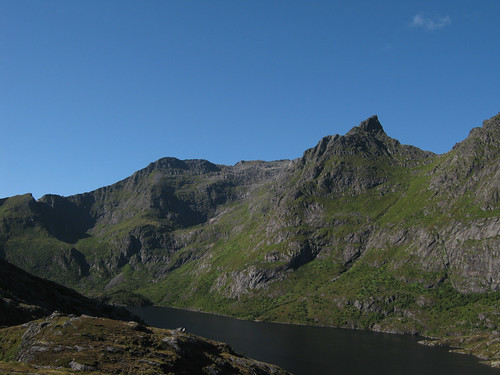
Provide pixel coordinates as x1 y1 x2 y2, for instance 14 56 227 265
442 218 500 293
1 313 291 374
215 266 287 298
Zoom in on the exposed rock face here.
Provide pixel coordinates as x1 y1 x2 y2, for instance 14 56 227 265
215 266 287 299
357 114 385 134
430 113 500 200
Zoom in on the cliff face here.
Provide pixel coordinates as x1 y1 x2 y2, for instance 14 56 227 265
1 113 499 339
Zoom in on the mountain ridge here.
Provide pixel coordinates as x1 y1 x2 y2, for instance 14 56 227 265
1 113 499 366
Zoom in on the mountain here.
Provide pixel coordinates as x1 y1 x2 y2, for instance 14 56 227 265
1 113 499 366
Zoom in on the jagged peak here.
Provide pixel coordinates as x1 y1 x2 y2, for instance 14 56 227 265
451 111 500 152
483 111 500 128
346 115 385 136
301 115 433 166
359 115 384 132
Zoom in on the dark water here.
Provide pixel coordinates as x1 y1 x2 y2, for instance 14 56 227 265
128 306 500 375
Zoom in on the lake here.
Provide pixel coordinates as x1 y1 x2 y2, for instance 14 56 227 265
128 305 500 375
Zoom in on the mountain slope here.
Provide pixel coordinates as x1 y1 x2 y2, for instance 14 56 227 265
1 113 499 358
0 258 135 327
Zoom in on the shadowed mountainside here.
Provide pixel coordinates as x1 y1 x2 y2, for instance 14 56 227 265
0 258 135 327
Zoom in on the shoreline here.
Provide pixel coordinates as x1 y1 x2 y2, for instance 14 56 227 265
127 303 500 370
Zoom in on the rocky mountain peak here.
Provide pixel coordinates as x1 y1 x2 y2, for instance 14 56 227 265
302 115 400 165
359 114 383 132
482 111 500 130
347 114 385 136
451 112 500 151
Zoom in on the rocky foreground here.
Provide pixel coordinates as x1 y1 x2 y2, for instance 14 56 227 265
0 312 290 375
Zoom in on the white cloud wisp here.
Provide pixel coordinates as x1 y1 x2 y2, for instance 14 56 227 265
411 13 451 31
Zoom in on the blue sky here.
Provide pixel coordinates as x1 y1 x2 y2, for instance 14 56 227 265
1 1 499 199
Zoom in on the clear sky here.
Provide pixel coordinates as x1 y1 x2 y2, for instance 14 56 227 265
1 1 499 199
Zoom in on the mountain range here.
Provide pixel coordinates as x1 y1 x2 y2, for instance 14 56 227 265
1 113 499 366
